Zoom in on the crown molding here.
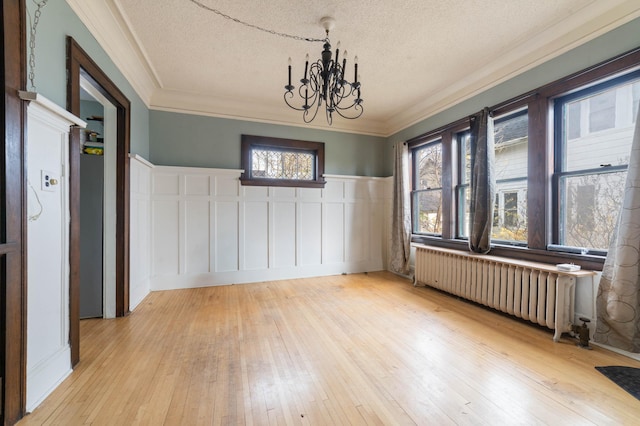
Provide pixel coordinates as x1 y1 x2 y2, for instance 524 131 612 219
150 89 388 137
66 0 160 105
383 0 640 135
67 0 640 138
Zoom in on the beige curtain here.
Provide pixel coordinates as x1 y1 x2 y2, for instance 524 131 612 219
468 108 495 254
389 140 412 275
594 107 640 352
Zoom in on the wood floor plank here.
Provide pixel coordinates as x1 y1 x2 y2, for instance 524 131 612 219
18 272 640 425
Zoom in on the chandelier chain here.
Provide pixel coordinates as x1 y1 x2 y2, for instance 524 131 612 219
188 0 325 43
28 0 48 91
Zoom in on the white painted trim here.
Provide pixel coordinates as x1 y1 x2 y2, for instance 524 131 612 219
129 153 154 168
19 91 86 128
149 90 387 137
152 263 378 291
81 77 119 319
324 174 390 180
65 0 158 105
25 96 77 412
25 346 72 413
153 164 243 175
592 342 640 362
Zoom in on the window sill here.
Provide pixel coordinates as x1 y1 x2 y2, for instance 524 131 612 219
410 235 605 271
239 177 326 188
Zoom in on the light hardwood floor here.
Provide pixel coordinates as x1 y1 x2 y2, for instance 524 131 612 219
19 272 640 425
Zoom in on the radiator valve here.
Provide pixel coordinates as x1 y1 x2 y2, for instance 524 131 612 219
571 317 592 349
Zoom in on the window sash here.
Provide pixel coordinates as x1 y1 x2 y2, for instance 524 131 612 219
413 189 443 235
553 70 640 251
408 46 640 268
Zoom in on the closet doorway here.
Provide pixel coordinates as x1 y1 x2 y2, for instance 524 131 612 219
79 78 118 319
67 36 131 366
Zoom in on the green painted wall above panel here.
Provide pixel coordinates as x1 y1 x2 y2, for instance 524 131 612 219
150 111 391 177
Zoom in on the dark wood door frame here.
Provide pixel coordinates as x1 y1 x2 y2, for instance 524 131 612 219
2 0 27 423
66 37 130 367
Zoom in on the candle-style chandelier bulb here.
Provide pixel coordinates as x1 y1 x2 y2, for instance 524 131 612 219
283 17 363 125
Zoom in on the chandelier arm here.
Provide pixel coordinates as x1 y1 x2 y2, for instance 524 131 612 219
325 107 333 126
303 100 321 123
333 102 363 120
334 93 363 110
284 91 307 111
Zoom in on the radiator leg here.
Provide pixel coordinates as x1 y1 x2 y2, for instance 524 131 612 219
554 275 576 342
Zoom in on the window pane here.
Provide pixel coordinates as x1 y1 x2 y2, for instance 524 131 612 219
491 184 527 243
589 90 616 133
416 142 442 190
456 131 471 238
251 149 314 180
415 190 442 234
633 81 640 120
458 111 528 243
560 171 626 251
556 75 639 251
567 101 581 140
495 111 528 179
563 80 639 172
458 185 470 238
504 192 518 228
459 132 471 184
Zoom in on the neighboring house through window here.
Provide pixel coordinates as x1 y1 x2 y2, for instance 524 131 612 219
554 71 640 252
407 47 640 266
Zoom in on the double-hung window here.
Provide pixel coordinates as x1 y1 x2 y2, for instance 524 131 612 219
412 140 443 235
408 46 640 268
553 71 640 253
456 109 528 244
492 109 528 244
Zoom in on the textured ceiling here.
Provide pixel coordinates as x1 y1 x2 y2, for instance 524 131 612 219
67 0 640 136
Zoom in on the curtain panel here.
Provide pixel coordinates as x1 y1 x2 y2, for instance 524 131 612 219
594 107 640 352
468 108 496 254
389 140 412 276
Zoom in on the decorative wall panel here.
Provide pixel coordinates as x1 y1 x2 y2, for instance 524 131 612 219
129 155 153 310
149 167 390 290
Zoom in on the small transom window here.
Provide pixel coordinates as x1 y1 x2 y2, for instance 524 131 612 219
240 135 326 188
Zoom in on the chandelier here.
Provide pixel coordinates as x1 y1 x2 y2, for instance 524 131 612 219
284 17 363 125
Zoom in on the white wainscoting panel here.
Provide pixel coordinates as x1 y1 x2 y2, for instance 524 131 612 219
185 200 210 274
23 93 85 412
299 202 322 266
215 201 239 272
150 167 390 290
243 201 269 270
129 154 153 310
152 199 180 276
273 201 297 268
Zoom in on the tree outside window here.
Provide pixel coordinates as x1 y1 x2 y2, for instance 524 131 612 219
412 141 442 235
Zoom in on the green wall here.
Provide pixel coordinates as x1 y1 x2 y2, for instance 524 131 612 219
389 17 640 145
26 0 149 157
150 111 390 176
